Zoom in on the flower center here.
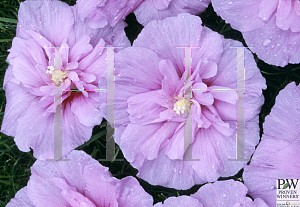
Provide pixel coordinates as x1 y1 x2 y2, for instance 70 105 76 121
173 97 191 115
46 66 68 87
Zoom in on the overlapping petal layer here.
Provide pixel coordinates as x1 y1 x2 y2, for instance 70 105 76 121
6 150 153 207
243 82 300 207
212 0 300 66
135 0 210 26
154 180 269 206
76 0 143 29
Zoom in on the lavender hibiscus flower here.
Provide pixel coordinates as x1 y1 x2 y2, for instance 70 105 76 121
115 13 266 190
0 0 130 160
212 0 300 67
243 82 300 207
7 150 153 207
75 0 144 29
154 180 268 207
134 0 211 26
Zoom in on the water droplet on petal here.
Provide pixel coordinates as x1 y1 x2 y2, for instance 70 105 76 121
228 1 233 5
262 39 271 47
223 193 227 197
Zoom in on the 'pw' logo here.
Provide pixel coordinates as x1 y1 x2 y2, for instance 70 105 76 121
278 179 299 189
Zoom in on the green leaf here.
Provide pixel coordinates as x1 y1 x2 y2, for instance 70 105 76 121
111 146 120 163
0 179 11 185
0 17 17 24
0 39 12 42
283 182 289 189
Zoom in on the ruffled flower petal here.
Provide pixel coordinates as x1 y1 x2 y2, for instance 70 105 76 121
243 82 300 207
75 0 143 28
154 196 203 207
191 180 269 207
135 0 210 26
212 0 300 66
244 139 300 207
6 187 34 207
6 151 153 207
17 0 75 46
154 180 268 206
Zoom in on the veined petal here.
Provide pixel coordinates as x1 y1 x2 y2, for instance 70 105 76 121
153 0 171 10
0 82 37 137
212 0 265 32
12 55 46 88
127 90 166 125
135 0 210 26
160 59 180 98
17 0 75 46
71 94 103 127
154 196 203 207
140 122 178 160
70 35 93 62
258 0 278 21
6 187 34 207
191 180 269 207
277 0 291 21
208 86 237 105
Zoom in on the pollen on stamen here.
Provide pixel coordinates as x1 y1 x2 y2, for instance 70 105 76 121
46 66 68 86
173 97 190 115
